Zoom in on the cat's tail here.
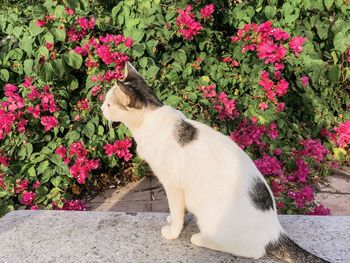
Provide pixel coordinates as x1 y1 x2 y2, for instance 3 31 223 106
266 233 330 263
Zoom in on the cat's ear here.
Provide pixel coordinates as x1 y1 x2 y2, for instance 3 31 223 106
115 80 143 109
122 61 142 82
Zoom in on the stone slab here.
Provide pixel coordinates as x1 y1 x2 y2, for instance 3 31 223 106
0 211 349 263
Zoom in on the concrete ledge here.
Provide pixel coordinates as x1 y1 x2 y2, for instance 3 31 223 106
0 211 349 263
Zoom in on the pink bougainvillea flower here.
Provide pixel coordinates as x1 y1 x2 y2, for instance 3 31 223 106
176 5 203 40
298 139 329 162
36 19 46 27
27 105 41 119
230 119 266 149
55 200 86 211
77 99 90 110
254 154 283 176
259 102 268 110
332 121 350 147
289 36 306 57
77 17 95 30
20 191 36 205
275 79 289 97
32 180 41 189
124 37 134 48
277 102 285 112
214 92 239 120
91 86 101 96
55 145 67 159
40 116 58 131
22 77 33 88
300 75 309 87
200 4 215 19
65 7 74 16
347 47 350 62
198 84 216 98
308 204 331 215
45 42 54 50
288 186 314 208
104 138 133 161
0 154 10 167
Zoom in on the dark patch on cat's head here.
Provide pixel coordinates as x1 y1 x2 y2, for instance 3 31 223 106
248 177 274 211
174 119 198 147
116 62 162 109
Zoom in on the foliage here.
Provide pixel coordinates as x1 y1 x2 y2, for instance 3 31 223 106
1 0 350 217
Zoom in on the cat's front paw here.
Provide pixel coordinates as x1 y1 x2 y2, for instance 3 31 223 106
161 225 180 240
166 215 172 224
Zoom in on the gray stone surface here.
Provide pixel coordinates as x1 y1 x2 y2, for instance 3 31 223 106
0 211 349 263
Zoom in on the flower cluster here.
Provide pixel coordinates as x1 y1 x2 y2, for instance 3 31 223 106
200 4 215 19
55 142 100 184
230 21 306 106
73 33 131 83
331 121 350 148
176 5 203 40
288 186 314 208
297 139 330 162
54 199 87 211
254 154 283 177
67 16 95 42
198 85 238 120
104 138 133 161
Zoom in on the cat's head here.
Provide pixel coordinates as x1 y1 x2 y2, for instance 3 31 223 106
101 62 162 124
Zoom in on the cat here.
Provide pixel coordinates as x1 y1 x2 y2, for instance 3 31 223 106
101 62 329 263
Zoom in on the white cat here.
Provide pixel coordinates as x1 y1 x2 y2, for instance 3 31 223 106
101 62 329 263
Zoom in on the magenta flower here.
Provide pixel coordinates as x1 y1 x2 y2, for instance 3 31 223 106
55 145 67 159
65 7 74 16
40 116 58 131
300 75 309 87
0 154 10 167
200 4 215 19
124 37 134 48
36 19 46 27
198 84 216 98
176 5 203 40
259 102 268 110
20 191 36 205
332 121 350 147
289 36 306 57
254 154 283 176
308 204 331 215
104 138 133 161
298 139 329 162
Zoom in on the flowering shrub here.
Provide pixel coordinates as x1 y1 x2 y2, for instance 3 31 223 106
1 0 350 216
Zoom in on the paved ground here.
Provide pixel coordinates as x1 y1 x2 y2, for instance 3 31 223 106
1 210 349 262
88 173 350 215
87 176 169 213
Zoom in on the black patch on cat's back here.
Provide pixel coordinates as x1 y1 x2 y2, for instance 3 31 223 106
174 119 198 147
248 177 274 211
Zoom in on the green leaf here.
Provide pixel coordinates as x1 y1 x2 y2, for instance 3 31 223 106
54 5 66 18
333 31 350 52
0 69 9 82
328 65 340 82
29 20 44 36
37 160 50 175
264 6 276 20
51 176 62 187
324 0 334 10
147 65 159 78
24 59 34 76
131 43 145 57
51 27 66 42
52 59 65 78
19 33 33 57
65 130 80 142
41 167 55 183
38 62 54 82
83 122 95 139
28 165 37 178
67 75 79 90
64 51 83 69
174 49 187 65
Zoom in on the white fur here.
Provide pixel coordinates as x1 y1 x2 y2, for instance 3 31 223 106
102 86 285 259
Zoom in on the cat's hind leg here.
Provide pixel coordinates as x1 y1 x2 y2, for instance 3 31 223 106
190 233 225 252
